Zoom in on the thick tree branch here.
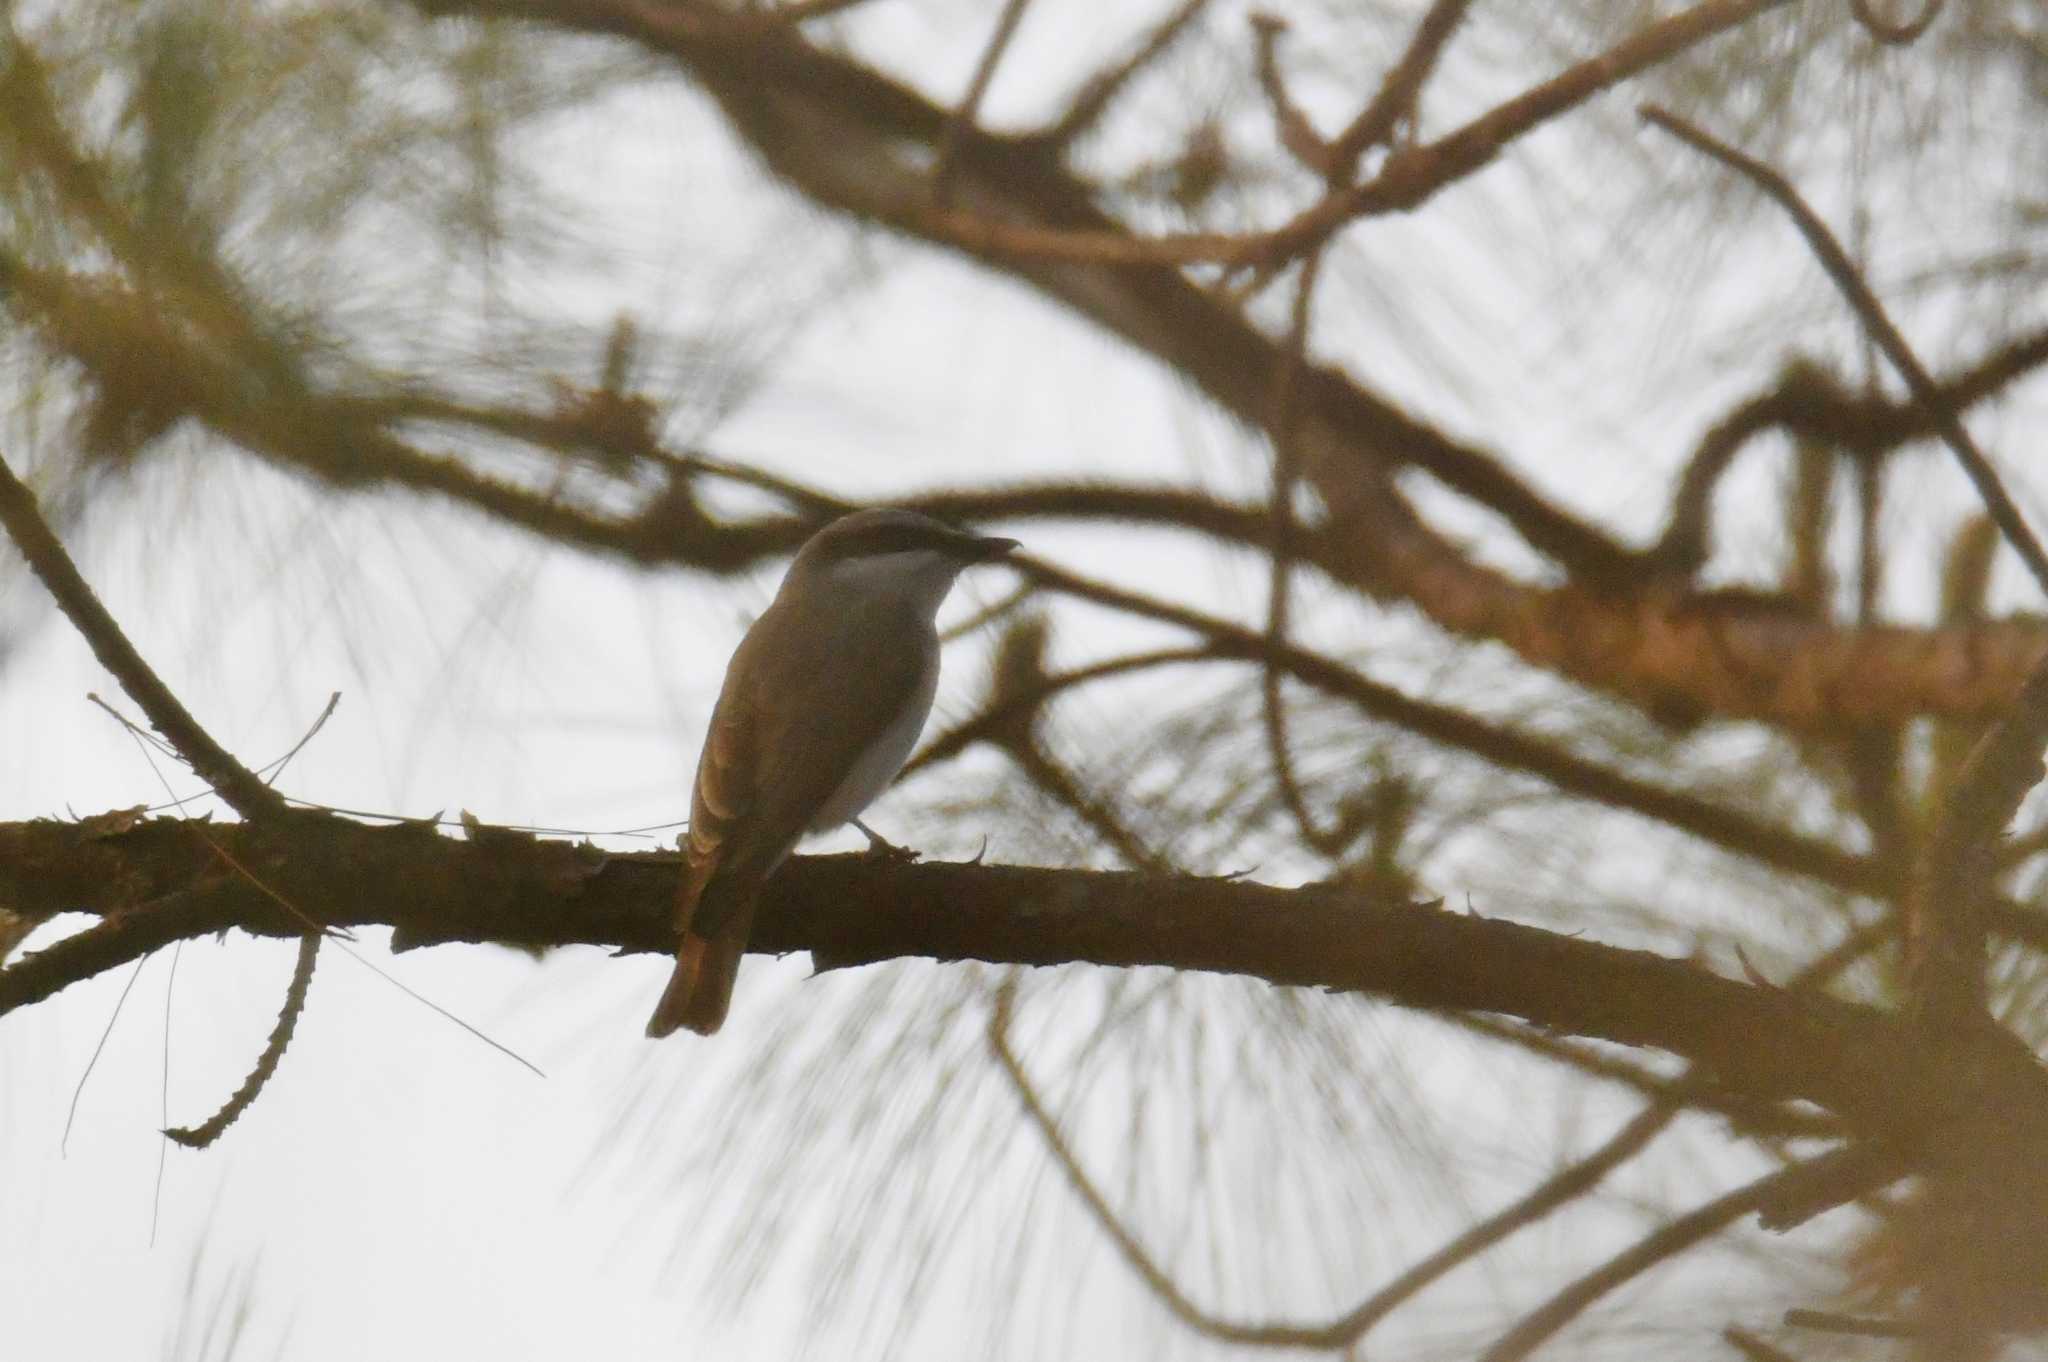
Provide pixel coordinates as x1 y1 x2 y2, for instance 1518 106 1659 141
5 813 2048 1173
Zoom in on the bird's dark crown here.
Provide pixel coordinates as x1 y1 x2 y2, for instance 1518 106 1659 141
801 508 1017 566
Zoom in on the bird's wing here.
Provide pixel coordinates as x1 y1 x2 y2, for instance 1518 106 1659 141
681 601 932 940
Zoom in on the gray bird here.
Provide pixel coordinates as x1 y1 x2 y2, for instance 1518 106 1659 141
646 508 1020 1037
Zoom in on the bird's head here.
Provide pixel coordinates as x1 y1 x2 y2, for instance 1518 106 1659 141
787 508 1019 617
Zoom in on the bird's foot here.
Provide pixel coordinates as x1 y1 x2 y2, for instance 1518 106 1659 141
853 818 920 864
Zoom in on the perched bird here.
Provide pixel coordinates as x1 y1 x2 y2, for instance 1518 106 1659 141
646 508 1020 1037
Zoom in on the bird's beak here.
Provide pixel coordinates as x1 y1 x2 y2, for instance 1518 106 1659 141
964 534 1021 562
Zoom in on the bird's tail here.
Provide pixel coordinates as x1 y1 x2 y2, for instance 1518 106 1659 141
645 930 745 1038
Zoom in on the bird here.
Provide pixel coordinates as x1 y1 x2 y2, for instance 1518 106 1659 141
646 508 1020 1038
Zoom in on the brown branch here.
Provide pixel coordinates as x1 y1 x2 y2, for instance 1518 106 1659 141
1326 0 1474 172
904 647 1215 776
0 453 283 822
931 0 1034 200
0 450 323 1147
1248 14 1332 176
1474 1147 1873 1362
1261 0 1792 263
1653 331 2048 577
26 5 2048 737
448 0 1786 279
1782 1307 1921 1338
1907 664 2048 1027
1641 106 2048 597
1260 252 1350 857
162 932 318 1148
1454 1015 1840 1140
1640 109 2048 1047
997 955 1886 1355
7 814 2048 1172
1009 554 1885 895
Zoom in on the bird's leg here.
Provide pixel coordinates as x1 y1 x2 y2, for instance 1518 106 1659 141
852 818 919 863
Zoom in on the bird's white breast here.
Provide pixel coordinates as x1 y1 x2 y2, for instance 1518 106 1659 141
807 642 940 832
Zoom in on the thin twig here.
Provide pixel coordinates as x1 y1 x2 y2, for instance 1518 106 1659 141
163 932 319 1148
150 940 181 1247
1640 105 2048 596
1723 1326 1803 1362
1249 15 1331 175
62 951 153 1154
832 0 1792 272
989 979 1331 1348
995 971 1790 1352
1040 0 1210 149
262 691 342 787
1259 251 1351 856
0 453 284 821
1475 1148 1872 1362
1327 0 1474 172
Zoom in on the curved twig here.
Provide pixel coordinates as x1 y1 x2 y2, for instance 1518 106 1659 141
163 933 319 1148
1475 1148 1877 1362
1641 106 2048 597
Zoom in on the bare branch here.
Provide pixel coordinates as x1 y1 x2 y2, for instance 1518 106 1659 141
1259 0 1792 263
1475 1148 1875 1362
1653 331 2048 577
0 452 283 822
1260 253 1351 856
931 0 1034 199
1641 105 2048 598
7 814 2048 1174
1248 14 1332 176
162 933 318 1148
1326 0 1474 172
1782 1308 1921 1338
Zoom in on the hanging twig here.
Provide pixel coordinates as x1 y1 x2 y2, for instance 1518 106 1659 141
163 933 319 1148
